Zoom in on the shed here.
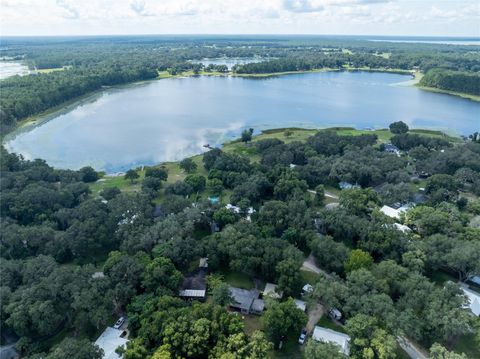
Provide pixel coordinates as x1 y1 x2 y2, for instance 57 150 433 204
179 289 206 300
199 257 208 268
94 327 129 359
312 326 351 355
294 299 307 312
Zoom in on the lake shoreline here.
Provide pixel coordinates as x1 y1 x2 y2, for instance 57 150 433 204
3 67 475 141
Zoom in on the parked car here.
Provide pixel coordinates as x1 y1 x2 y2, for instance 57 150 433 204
113 316 125 329
328 308 342 321
298 328 307 345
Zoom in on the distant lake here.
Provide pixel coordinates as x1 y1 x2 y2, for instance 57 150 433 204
190 57 265 69
0 61 29 80
5 71 479 173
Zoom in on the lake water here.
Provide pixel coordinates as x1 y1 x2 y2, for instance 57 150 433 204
191 58 265 69
0 61 29 80
5 71 479 173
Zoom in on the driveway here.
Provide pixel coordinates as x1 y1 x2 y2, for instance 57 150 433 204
306 303 324 334
302 254 332 279
397 336 428 359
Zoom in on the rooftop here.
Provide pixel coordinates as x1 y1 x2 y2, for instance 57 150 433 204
94 327 129 359
294 299 306 312
229 287 260 311
312 326 351 355
461 286 480 316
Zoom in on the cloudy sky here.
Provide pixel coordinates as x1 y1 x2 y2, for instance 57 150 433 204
1 0 479 37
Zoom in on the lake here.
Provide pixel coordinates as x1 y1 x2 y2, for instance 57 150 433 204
4 71 479 173
0 61 29 80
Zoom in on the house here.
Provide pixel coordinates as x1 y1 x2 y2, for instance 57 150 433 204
178 269 207 301
263 283 283 299
384 143 400 157
95 327 129 359
339 181 360 190
380 204 413 219
225 204 256 221
393 223 412 233
312 326 351 356
294 299 307 312
460 286 480 316
0 347 19 359
229 287 263 315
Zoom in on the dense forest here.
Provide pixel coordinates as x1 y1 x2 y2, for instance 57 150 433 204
0 36 479 132
420 69 480 96
1 122 479 358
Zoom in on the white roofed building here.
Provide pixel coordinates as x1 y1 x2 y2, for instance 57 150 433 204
461 286 480 316
95 327 129 359
312 326 351 355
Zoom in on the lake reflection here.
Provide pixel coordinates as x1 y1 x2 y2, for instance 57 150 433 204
5 71 480 173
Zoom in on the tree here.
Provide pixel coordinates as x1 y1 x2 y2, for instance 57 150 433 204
79 166 99 182
310 235 350 274
304 340 348 359
124 169 139 183
315 184 325 205
142 257 183 294
184 174 206 193
276 258 302 297
262 298 307 347
389 121 409 134
346 314 397 359
213 207 238 229
100 187 121 200
47 338 103 359
180 158 197 173
429 343 468 359
145 167 168 181
212 282 233 307
344 249 373 273
241 128 254 143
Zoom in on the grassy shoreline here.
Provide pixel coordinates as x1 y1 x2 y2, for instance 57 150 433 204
415 84 480 102
89 126 461 195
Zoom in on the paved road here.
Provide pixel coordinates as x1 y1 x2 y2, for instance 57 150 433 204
397 336 428 359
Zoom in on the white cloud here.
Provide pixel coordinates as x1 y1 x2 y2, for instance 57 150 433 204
0 0 478 36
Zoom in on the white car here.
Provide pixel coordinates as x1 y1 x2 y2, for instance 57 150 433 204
298 329 307 345
113 316 125 329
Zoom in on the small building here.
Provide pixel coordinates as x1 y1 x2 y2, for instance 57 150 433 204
95 327 129 359
153 205 162 218
461 286 480 316
294 299 307 312
179 289 206 300
225 204 255 221
178 269 207 301
263 283 283 299
312 326 351 356
339 181 360 190
229 287 263 315
468 275 480 287
384 143 400 157
393 223 412 233
92 271 105 279
199 257 208 269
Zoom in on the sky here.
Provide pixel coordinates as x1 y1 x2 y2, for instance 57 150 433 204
0 0 479 37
